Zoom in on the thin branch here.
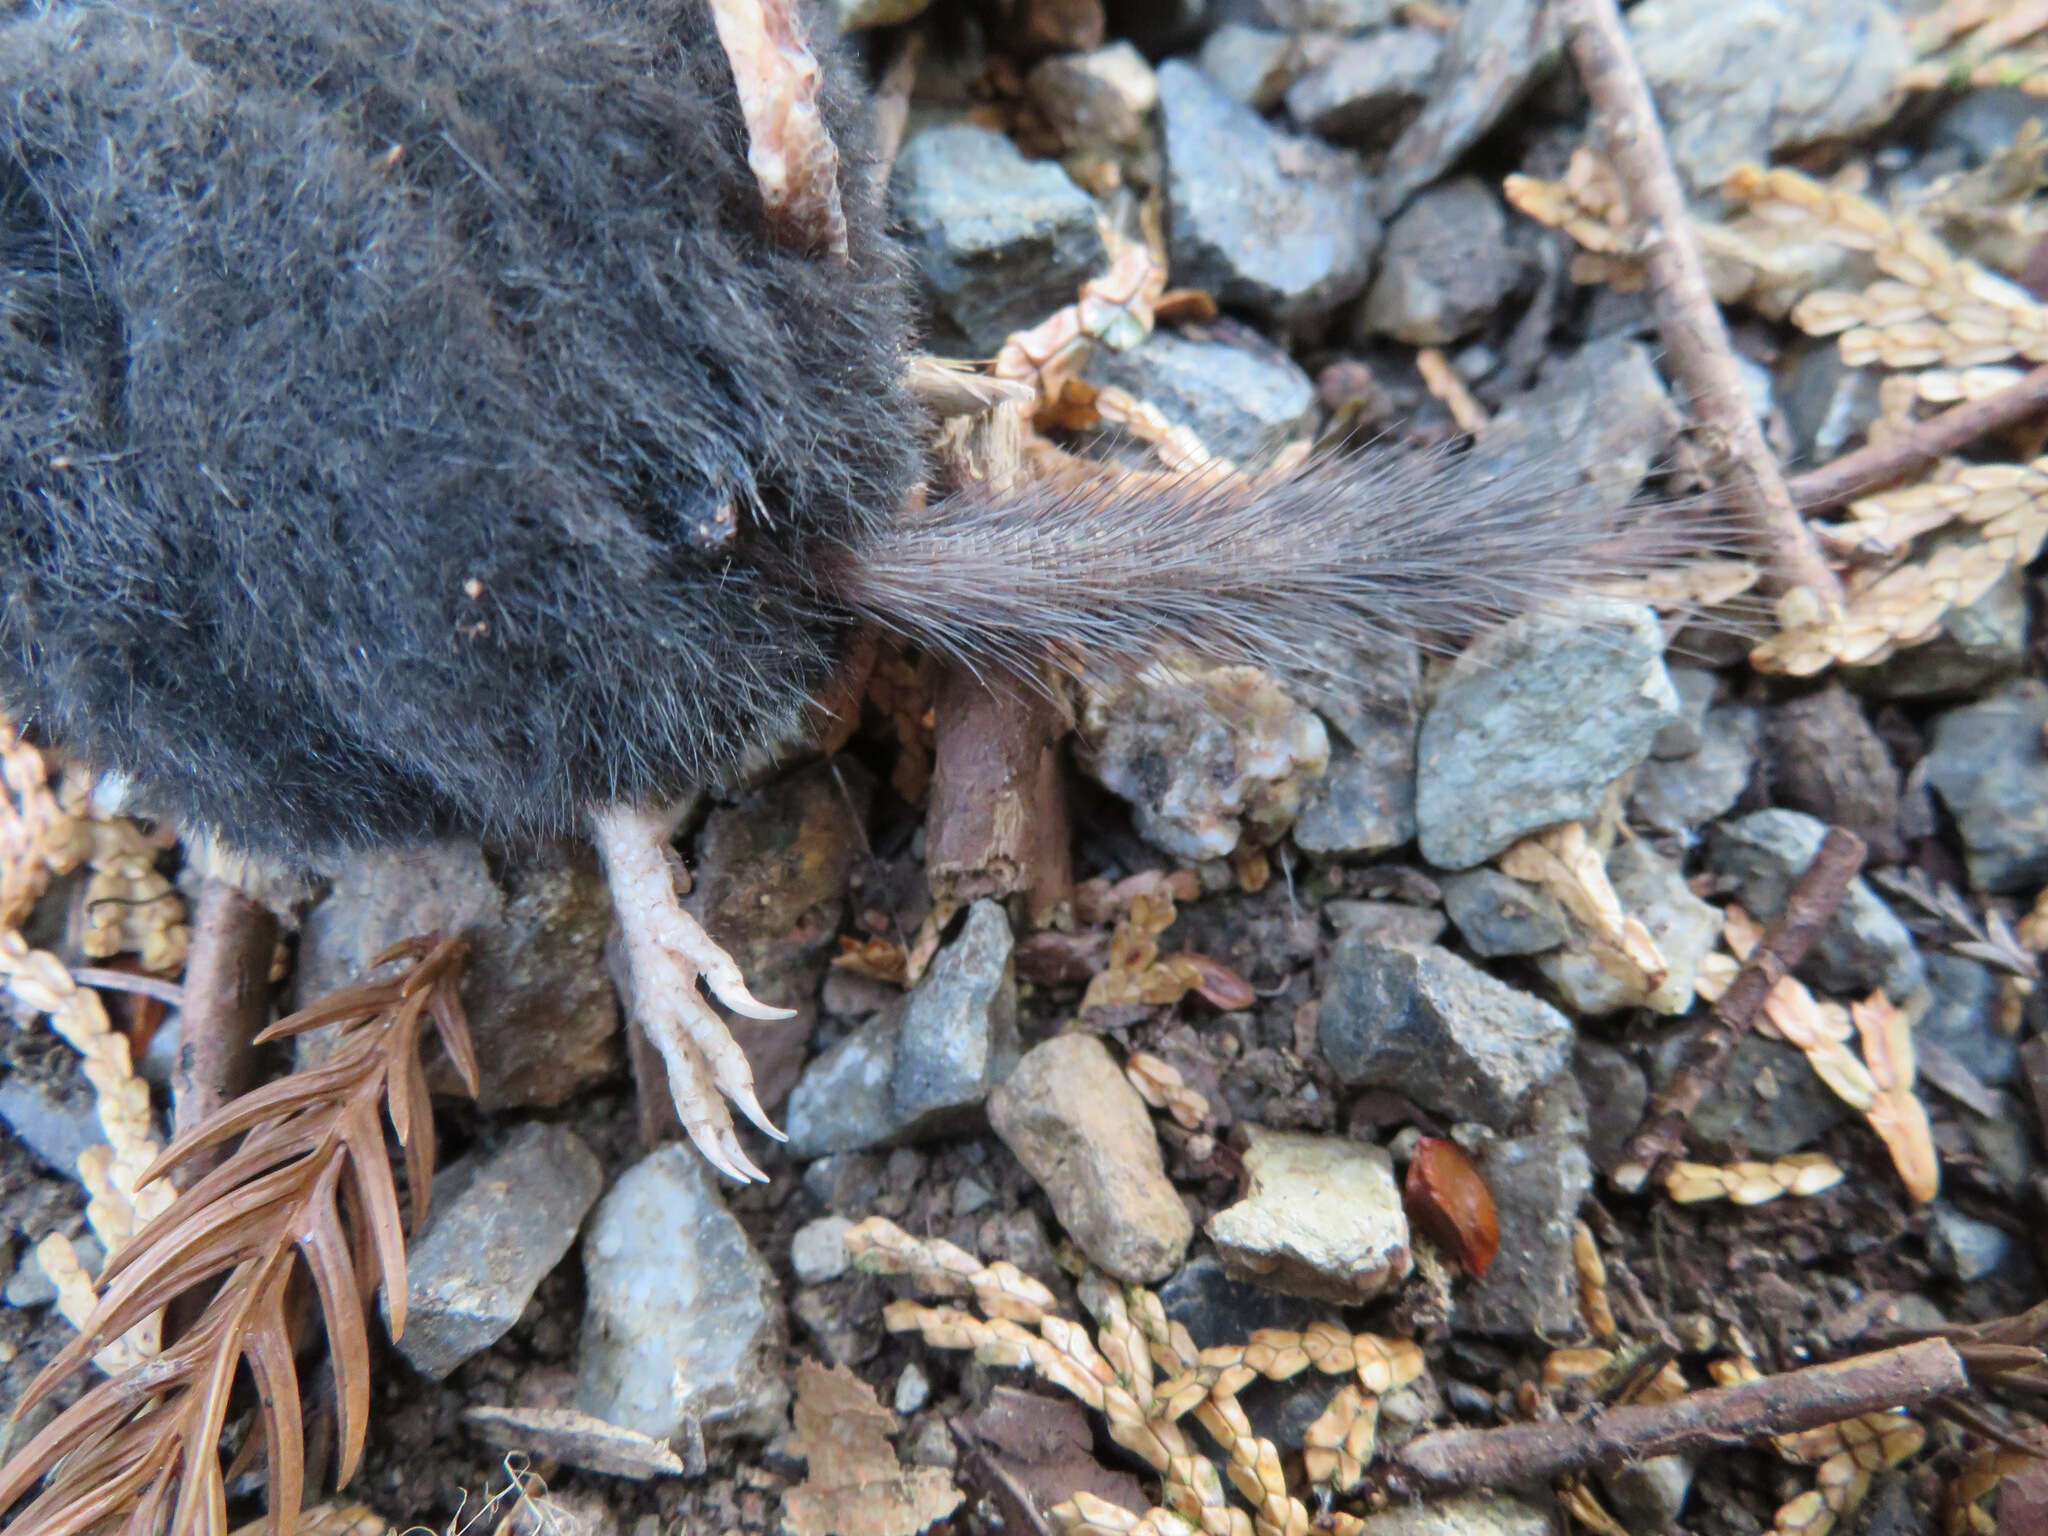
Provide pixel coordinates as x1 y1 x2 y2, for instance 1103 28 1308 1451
1612 827 1867 1191
170 879 277 1143
1787 361 2048 513
1393 1338 1968 1494
69 968 186 1009
1555 0 1843 604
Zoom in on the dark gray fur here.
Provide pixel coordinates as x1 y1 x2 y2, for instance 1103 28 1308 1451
0 0 1695 863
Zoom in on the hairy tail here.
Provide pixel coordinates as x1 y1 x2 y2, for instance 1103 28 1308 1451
829 445 1724 678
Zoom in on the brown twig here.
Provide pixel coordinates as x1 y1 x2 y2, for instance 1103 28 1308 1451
170 878 277 1144
1394 1338 1967 1494
1612 827 1867 1192
1556 0 1843 604
869 31 923 198
1787 362 2048 513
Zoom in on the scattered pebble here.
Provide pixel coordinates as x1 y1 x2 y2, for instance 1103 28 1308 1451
1472 337 1682 511
1318 937 1574 1126
1324 900 1447 948
1438 869 1568 958
1706 809 1927 1001
1286 29 1442 151
791 1216 856 1286
1919 953 2015 1089
1207 1127 1410 1304
1764 685 1903 863
1929 1203 2016 1284
1197 25 1319 110
786 900 1019 1156
392 1122 604 1380
1573 1041 1649 1177
1417 599 1679 870
1456 1132 1592 1338
894 1361 931 1415
988 1034 1193 1283
1083 328 1316 472
1157 1253 1320 1347
1629 704 1761 836
1158 60 1380 324
1921 679 2048 895
1078 661 1329 861
1359 177 1517 345
891 124 1107 354
1027 42 1158 156
463 1405 686 1481
1601 1454 1696 1535
576 1144 787 1443
1851 567 2028 702
1292 638 1421 856
1650 667 1719 760
1377 0 1553 213
296 841 618 1109
1650 1029 1851 1156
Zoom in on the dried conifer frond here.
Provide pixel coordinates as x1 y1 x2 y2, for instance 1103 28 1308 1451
0 937 475 1536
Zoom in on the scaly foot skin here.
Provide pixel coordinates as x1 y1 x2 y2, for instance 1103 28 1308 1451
590 802 793 1182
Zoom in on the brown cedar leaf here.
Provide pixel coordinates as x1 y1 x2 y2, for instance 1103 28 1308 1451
0 936 474 1536
782 1362 963 1536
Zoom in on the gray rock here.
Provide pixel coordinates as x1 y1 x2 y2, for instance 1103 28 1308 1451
786 900 1019 1156
0 1066 102 1180
1650 1029 1851 1156
1360 177 1516 345
1765 685 1903 863
1473 337 1683 515
1286 29 1442 150
1780 342 1884 469
1574 1040 1649 1176
1207 1129 1411 1303
1629 704 1762 835
1601 1455 1696 1535
1630 0 1909 199
1027 43 1159 156
1920 953 2015 1088
791 1215 856 1286
1706 810 1926 1000
1351 1493 1551 1536
1651 666 1720 759
1417 600 1679 869
1158 61 1380 324
895 1361 932 1414
1929 1203 2016 1283
463 1406 687 1481
1260 0 1395 30
1083 330 1316 472
892 125 1107 354
297 841 619 1110
1318 937 1574 1126
1378 0 1553 213
391 1123 604 1380
5 1233 103 1309
1458 1132 1592 1337
1922 680 2048 894
1325 900 1447 948
1851 566 2028 702
576 1144 786 1442
1199 25 1323 111
1930 89 2048 168
988 1034 1193 1282
1294 637 1421 856
1536 840 1720 1017
1158 1253 1320 1346
1078 662 1329 861
1440 869 1568 957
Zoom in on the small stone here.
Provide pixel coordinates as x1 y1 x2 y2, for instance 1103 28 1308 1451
1920 953 2015 1089
1600 1455 1695 1535
1439 869 1568 958
1158 60 1380 324
1207 1128 1411 1304
1574 1040 1648 1176
1359 177 1516 345
1851 567 2027 702
1629 704 1761 835
391 1123 604 1380
1293 636 1421 856
1318 937 1574 1126
1929 1203 2015 1284
0 1043 102 1179
577 1144 786 1443
1706 809 1926 1001
1650 1029 1851 1156
892 124 1107 354
1651 666 1719 759
1536 841 1720 1017
1325 900 1447 948
1197 25 1316 111
1286 29 1442 150
297 841 618 1110
953 1176 996 1215
1350 1493 1551 1536
791 1216 856 1286
1922 679 2048 895
1259 0 1395 30
1078 661 1329 861
1629 0 1909 199
1378 0 1554 213
1027 43 1158 155
1457 1133 1592 1337
786 900 1019 1156
463 1406 686 1481
5 1233 103 1309
1156 1253 1320 1347
1780 342 1883 470
1765 685 1903 863
894 1362 932 1414
988 1034 1193 1283
1417 600 1679 870
1084 329 1316 473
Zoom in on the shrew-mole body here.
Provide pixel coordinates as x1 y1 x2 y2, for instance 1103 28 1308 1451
0 0 924 856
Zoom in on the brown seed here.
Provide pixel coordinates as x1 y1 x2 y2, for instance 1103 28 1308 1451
1403 1137 1499 1277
